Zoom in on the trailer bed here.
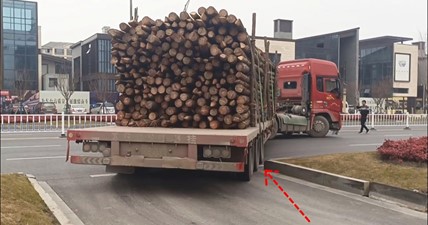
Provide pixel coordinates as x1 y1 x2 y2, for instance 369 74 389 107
67 121 272 147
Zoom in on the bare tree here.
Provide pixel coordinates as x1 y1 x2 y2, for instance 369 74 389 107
89 73 115 113
56 77 77 114
371 77 392 113
14 69 31 114
14 69 30 101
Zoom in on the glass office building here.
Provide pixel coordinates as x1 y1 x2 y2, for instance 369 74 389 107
71 33 116 104
295 28 360 105
1 0 38 91
359 36 412 97
79 33 115 91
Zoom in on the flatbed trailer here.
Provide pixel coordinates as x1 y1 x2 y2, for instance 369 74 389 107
66 121 273 181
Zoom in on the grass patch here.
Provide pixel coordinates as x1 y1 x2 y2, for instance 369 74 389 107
1 174 59 225
282 152 427 193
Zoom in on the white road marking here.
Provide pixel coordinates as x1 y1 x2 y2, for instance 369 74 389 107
1 137 61 141
349 143 382 147
89 173 116 178
1 145 62 149
6 156 66 161
383 134 412 137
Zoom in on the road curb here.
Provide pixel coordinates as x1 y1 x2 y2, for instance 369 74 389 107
264 160 428 211
264 160 370 196
25 174 85 225
369 182 427 211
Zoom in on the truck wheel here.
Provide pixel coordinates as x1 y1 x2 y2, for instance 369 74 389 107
308 116 330 137
237 144 254 181
269 119 278 140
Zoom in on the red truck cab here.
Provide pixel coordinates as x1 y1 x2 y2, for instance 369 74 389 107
275 58 342 137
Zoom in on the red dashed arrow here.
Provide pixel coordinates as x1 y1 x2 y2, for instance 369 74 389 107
264 169 311 223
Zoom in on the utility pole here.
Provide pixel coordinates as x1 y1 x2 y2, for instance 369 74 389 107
130 0 133 20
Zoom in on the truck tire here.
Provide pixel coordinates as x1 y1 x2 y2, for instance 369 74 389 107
237 143 254 181
308 116 330 137
269 119 278 140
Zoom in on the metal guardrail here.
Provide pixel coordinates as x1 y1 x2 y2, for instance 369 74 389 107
1 113 427 133
341 113 428 129
1 113 116 133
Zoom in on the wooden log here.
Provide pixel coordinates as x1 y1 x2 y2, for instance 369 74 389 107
199 121 208 129
227 54 237 64
116 84 126 93
219 97 228 106
236 62 250 73
236 104 250 114
168 12 180 23
148 112 158 120
197 98 207 107
226 14 237 24
147 34 161 45
108 29 124 38
116 101 125 111
209 120 220 129
166 107 177 116
235 84 250 95
145 101 158 110
209 44 221 57
200 105 210 116
219 105 230 115
123 97 133 106
170 115 178 124
174 99 183 108
238 119 250 129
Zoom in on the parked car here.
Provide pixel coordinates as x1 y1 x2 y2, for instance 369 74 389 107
33 102 57 114
12 103 29 114
70 104 88 114
90 102 115 114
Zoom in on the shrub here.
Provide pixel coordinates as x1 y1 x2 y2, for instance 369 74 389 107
377 136 427 163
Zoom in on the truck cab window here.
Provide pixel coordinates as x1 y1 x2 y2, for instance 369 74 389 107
283 81 297 89
325 78 340 98
325 78 339 93
316 77 323 92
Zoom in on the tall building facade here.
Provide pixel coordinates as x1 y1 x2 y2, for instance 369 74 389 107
295 28 360 105
71 33 116 103
1 0 38 91
359 36 418 113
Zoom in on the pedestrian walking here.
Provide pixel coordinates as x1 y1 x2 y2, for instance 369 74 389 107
356 100 370 133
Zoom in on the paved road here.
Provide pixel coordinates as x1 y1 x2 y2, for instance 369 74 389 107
1 127 427 225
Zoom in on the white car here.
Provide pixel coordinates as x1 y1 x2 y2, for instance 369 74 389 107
90 102 115 114
69 104 88 114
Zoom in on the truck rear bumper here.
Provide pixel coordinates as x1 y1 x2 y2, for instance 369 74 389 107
70 155 244 172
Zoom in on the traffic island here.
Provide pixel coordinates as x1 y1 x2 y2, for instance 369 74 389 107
265 151 427 212
0 173 59 225
0 173 84 225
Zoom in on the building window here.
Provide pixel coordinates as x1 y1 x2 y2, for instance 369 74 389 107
393 88 409 94
55 48 65 55
49 78 58 87
42 64 48 75
316 77 323 92
269 53 281 65
283 81 297 89
66 49 72 55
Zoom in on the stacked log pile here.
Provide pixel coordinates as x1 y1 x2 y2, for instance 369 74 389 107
109 6 275 129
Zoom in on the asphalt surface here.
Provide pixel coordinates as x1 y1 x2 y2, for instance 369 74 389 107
1 127 427 225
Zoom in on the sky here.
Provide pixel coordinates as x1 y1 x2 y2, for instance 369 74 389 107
34 0 427 45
